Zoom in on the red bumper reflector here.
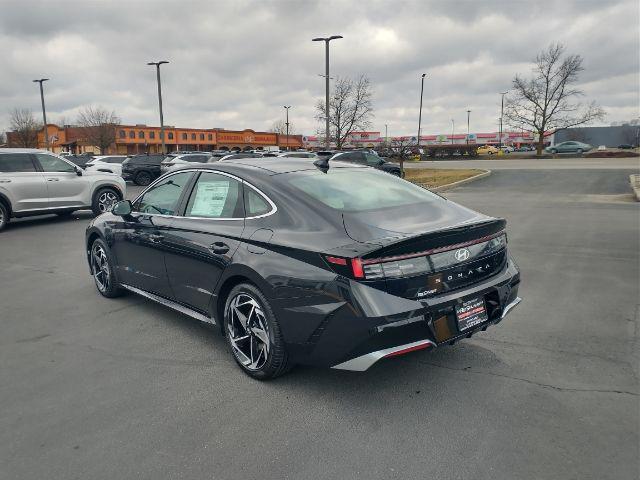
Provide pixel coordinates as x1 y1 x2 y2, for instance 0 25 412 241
384 342 432 358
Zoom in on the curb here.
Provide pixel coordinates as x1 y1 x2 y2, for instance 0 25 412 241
415 169 491 192
630 174 640 202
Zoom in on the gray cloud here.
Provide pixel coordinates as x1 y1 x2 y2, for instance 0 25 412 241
1 0 638 137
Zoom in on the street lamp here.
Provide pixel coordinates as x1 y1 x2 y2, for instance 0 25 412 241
33 78 49 151
417 73 426 154
466 110 471 144
499 91 508 150
312 35 343 149
451 119 455 145
283 105 291 151
147 61 169 154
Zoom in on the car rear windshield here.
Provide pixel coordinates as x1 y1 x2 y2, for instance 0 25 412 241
284 168 440 212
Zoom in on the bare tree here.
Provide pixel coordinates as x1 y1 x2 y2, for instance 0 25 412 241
315 75 373 149
9 108 41 147
389 136 416 176
76 106 120 153
269 119 296 135
504 43 605 155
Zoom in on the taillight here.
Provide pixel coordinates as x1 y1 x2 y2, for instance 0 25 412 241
324 256 365 279
325 232 507 281
351 258 364 278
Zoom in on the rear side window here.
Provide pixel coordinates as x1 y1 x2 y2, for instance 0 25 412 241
0 154 36 172
244 187 271 217
185 172 243 219
134 172 192 215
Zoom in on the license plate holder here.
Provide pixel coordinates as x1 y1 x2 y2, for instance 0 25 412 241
455 296 488 332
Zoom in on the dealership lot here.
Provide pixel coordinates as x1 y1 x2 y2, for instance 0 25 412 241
0 162 638 479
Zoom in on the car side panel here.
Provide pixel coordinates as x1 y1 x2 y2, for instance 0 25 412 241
0 171 48 212
43 171 92 208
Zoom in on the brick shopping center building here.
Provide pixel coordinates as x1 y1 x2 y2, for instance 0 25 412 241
7 123 303 154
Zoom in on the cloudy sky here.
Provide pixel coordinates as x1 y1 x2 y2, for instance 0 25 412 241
1 0 638 137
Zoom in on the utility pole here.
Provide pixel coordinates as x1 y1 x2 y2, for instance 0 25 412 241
385 124 388 147
283 105 291 151
451 119 455 144
499 91 508 150
312 35 342 149
148 61 169 154
417 73 426 154
32 78 49 150
466 110 471 144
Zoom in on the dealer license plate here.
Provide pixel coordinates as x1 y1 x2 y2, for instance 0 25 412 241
455 297 488 331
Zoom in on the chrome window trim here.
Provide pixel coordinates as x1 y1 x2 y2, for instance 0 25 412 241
131 168 278 221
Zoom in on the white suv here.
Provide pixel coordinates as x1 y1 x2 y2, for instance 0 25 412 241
0 149 126 231
84 155 128 176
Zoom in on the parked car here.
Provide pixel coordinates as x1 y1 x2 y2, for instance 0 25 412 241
85 155 128 176
121 154 165 185
477 145 500 155
85 158 521 379
330 151 402 176
500 146 514 153
278 152 319 159
218 153 263 162
618 144 634 149
515 145 534 152
545 141 593 154
0 149 126 231
161 153 214 174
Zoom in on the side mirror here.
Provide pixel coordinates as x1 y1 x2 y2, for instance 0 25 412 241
74 166 83 176
112 200 132 217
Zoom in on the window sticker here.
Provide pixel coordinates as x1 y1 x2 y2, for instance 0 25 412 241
190 180 230 217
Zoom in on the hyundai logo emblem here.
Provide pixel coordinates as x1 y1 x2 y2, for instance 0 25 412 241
454 248 470 262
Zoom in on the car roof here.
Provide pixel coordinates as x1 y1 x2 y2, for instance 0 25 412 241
172 157 366 176
0 148 53 154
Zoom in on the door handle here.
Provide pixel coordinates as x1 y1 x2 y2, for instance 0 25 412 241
0 179 11 183
47 178 60 182
149 234 164 244
209 242 230 254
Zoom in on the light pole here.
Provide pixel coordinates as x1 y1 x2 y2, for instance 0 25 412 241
33 78 49 151
385 124 388 147
466 110 471 144
283 105 291 151
451 119 455 144
148 61 169 154
417 73 426 154
312 35 342 149
499 91 508 150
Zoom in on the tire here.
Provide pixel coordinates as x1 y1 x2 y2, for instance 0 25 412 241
134 171 153 186
89 238 124 298
550 149 557 154
223 283 292 380
0 202 9 232
577 149 583 154
91 187 121 216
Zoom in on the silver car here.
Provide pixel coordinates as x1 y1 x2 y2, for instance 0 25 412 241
160 153 213 173
0 149 126 231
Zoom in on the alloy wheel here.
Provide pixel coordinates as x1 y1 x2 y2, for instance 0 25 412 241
91 243 110 292
226 293 271 371
97 191 118 213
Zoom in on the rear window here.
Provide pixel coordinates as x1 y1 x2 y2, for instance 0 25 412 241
285 168 440 212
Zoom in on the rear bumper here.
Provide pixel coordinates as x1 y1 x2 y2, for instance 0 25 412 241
333 296 521 371
280 257 521 370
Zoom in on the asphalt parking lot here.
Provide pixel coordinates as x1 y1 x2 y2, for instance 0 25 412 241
1 161 638 480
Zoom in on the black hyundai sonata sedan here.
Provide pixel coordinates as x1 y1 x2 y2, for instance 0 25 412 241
85 158 521 379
